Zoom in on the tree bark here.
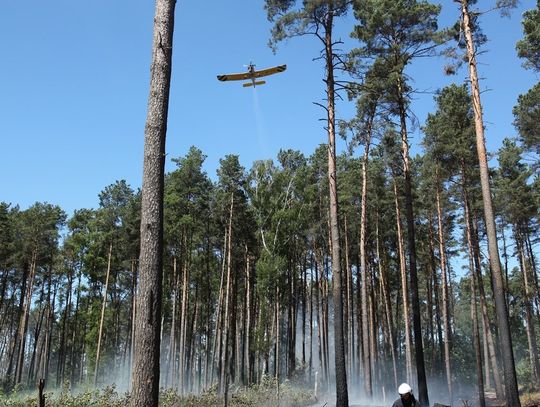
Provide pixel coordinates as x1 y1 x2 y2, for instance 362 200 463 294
220 192 234 403
396 73 428 406
360 121 373 397
376 217 397 388
324 6 348 405
435 173 452 402
95 242 112 386
130 0 175 405
460 2 520 405
393 179 413 385
515 228 540 382
15 252 37 385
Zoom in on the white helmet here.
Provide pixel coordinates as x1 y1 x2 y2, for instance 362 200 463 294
398 383 412 395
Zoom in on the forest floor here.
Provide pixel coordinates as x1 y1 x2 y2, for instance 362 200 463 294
1 386 539 406
0 379 316 407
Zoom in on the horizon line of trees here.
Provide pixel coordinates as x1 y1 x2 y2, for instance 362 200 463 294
0 132 537 399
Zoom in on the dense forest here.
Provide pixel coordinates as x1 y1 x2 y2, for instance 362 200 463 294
1 0 539 406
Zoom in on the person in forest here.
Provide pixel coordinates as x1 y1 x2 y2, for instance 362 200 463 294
392 383 417 407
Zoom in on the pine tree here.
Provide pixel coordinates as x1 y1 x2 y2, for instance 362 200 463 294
264 2 350 405
131 0 176 405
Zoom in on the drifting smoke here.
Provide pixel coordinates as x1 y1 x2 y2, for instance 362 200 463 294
252 89 271 158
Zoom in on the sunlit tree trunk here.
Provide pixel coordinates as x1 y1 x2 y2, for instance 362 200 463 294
460 2 520 404
220 193 234 406
166 257 178 388
360 126 372 397
211 225 227 387
392 179 413 385
94 242 112 386
15 252 37 385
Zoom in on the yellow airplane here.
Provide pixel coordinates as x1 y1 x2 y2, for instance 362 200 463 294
217 63 286 88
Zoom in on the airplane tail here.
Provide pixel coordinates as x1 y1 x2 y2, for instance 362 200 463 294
243 80 266 87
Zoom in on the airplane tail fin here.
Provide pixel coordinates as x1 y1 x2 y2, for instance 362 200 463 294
243 81 266 87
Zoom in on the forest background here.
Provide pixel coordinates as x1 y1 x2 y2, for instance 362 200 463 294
0 0 539 406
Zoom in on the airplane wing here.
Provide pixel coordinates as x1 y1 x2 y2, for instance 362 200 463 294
216 72 251 81
253 64 287 78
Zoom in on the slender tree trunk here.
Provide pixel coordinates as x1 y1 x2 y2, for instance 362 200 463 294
396 73 429 406
220 192 234 403
15 252 37 385
29 271 47 385
324 8 348 405
302 255 307 373
465 195 486 407
315 251 323 386
309 254 314 384
425 217 436 374
166 258 178 388
435 173 453 402
462 166 503 397
460 2 520 405
393 179 413 385
471 264 486 407
95 242 112 386
428 219 444 372
471 198 505 399
323 251 330 392
44 279 57 385
343 216 352 380
70 265 83 386
377 217 397 388
525 233 540 312
368 267 377 390
360 124 373 397
211 225 228 386
129 260 138 390
515 228 540 382
244 249 251 385
131 1 175 405
179 249 190 393
275 285 280 388
346 223 355 384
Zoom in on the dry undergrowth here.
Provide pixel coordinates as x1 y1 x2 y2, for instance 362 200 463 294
520 391 540 407
0 377 316 407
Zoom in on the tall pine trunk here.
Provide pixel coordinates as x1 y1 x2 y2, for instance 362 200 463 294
515 228 540 382
460 2 520 405
435 173 452 401
392 179 413 385
324 7 348 406
220 192 234 404
396 73 429 406
360 121 372 397
130 0 175 404
94 242 112 386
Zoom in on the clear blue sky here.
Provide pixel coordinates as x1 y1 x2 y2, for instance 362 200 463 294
0 0 537 216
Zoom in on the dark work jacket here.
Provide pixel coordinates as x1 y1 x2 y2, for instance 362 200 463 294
392 394 417 407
